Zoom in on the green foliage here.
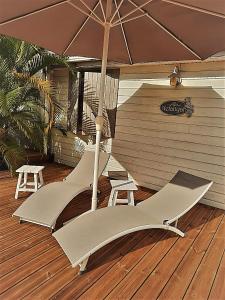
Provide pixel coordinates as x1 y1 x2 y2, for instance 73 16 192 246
0 35 69 174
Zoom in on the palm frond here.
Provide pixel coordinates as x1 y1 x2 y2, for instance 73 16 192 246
0 139 25 174
23 51 71 76
0 35 71 172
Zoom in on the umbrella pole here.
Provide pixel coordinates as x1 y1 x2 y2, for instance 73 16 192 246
91 0 112 211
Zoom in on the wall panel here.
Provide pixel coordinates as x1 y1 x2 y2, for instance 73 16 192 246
112 60 225 209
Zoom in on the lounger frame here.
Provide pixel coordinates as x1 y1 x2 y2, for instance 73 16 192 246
53 170 213 274
19 188 93 230
77 223 185 273
13 150 109 230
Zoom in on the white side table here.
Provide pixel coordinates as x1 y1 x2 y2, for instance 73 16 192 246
15 165 45 199
108 180 138 207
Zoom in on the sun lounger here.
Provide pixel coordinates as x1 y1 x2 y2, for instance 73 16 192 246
13 150 109 230
53 171 213 274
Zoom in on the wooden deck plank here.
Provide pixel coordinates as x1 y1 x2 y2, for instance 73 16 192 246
0 256 70 300
0 221 46 238
208 249 225 300
133 207 222 300
0 218 19 233
53 230 165 300
105 205 212 300
183 213 225 300
76 231 168 300
0 231 51 263
158 208 224 299
0 237 56 277
24 232 148 299
0 225 48 252
0 221 32 235
0 246 63 295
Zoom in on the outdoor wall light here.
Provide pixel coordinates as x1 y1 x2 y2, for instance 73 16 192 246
169 66 182 87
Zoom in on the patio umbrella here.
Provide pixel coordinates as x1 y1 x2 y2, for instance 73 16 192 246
0 0 224 211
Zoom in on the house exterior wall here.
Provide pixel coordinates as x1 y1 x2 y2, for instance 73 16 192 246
50 68 82 167
50 68 118 173
111 60 225 210
51 60 225 210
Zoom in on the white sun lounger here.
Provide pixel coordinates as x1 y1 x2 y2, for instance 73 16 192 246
13 150 109 230
53 171 213 274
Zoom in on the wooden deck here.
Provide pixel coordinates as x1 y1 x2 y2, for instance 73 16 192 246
0 163 224 300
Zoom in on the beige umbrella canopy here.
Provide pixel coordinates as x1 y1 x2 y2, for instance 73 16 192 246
0 0 224 210
0 0 225 62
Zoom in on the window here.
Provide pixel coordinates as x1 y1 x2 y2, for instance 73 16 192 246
67 69 119 139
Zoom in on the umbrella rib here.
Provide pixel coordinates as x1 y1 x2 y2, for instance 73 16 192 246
78 0 104 24
99 0 106 22
68 1 104 26
110 0 125 23
128 0 202 59
162 0 225 19
114 0 133 64
0 0 69 26
63 2 100 55
112 12 147 27
113 0 154 24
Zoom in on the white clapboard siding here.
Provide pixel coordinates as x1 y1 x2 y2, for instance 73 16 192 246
112 159 225 195
110 60 225 209
116 126 225 147
116 118 225 137
118 95 225 109
118 87 225 99
118 103 225 118
117 110 225 128
112 152 225 185
119 78 225 89
113 139 225 167
120 61 225 78
115 132 225 157
52 131 85 167
112 145 225 176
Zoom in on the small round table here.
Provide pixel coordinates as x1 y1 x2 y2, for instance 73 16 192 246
15 165 45 199
108 180 138 207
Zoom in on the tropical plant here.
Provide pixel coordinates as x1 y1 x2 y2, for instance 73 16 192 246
0 35 69 174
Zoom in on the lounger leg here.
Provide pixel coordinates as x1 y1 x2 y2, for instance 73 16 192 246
23 172 28 187
79 257 89 275
15 173 23 199
128 191 135 206
39 171 44 187
167 225 185 237
163 220 185 237
34 173 38 192
51 223 56 233
108 188 115 207
112 190 118 206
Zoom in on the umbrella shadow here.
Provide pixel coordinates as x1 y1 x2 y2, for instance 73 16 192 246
111 81 225 197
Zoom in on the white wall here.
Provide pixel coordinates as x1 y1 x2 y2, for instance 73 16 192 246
111 60 225 210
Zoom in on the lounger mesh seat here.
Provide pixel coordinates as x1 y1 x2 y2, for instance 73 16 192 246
13 150 109 229
53 171 213 273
